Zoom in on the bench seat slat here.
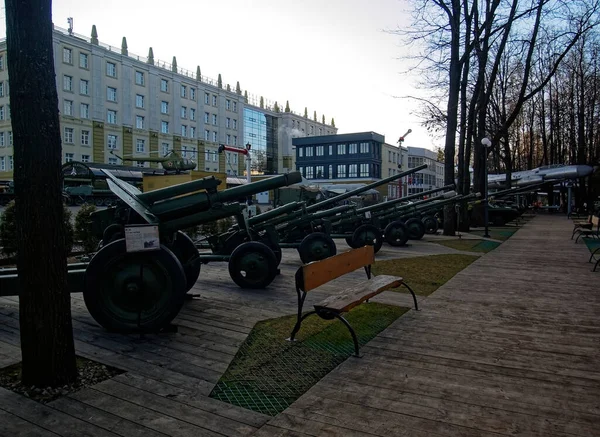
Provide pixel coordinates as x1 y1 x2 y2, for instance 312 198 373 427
314 274 404 314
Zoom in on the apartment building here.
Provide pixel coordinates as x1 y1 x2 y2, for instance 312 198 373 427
0 23 335 179
406 146 445 195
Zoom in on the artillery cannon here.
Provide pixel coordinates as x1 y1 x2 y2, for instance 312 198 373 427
82 169 302 332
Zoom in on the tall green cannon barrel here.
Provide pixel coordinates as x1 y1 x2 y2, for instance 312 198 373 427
304 164 428 213
247 201 303 226
150 172 303 219
276 204 356 231
488 183 545 200
357 183 456 214
138 175 222 205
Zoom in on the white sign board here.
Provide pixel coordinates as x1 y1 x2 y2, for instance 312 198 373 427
124 225 160 253
364 211 372 219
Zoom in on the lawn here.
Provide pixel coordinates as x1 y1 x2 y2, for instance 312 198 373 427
434 238 501 253
468 228 517 241
372 253 480 296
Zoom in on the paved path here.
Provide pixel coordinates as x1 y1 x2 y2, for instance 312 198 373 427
255 215 600 436
0 215 597 436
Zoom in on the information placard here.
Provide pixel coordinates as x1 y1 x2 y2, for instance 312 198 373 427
124 225 160 253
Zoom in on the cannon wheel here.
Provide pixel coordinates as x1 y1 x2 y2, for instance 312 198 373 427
83 239 187 333
228 241 278 289
384 221 409 247
350 224 383 253
171 231 201 292
422 215 439 234
298 232 336 264
102 224 125 245
248 229 283 267
405 218 426 240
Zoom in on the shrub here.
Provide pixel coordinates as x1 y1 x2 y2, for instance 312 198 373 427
75 203 100 254
0 200 74 258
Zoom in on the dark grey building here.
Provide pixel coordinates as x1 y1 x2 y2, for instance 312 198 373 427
293 132 383 181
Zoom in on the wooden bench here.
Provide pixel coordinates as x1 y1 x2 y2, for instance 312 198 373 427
574 215 600 243
287 245 418 357
571 214 593 239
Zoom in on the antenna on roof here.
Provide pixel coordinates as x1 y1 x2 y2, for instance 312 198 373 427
67 17 73 35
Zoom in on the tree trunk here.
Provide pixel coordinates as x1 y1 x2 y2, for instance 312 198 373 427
5 0 77 386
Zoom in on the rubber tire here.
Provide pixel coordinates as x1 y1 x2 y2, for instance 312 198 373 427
83 238 187 333
351 224 383 253
298 232 337 264
228 241 278 289
102 224 124 245
170 231 201 292
405 218 426 240
384 221 409 247
422 215 438 234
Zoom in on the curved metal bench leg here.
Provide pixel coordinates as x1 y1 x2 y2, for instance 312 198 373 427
594 258 600 272
590 247 600 263
401 282 419 311
329 313 361 357
288 310 316 342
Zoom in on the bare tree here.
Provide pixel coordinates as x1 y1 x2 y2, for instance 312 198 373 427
5 0 77 386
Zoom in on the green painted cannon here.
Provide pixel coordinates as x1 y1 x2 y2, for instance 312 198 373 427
82 169 302 332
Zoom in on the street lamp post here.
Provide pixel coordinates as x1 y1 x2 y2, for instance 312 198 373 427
481 137 492 238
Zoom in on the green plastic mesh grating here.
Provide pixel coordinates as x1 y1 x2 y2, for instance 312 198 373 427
473 240 501 251
209 303 407 416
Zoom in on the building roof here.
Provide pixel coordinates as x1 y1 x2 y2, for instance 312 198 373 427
292 131 385 146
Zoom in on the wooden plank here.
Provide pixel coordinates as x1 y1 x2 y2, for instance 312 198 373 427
314 275 404 313
0 408 59 437
302 245 374 292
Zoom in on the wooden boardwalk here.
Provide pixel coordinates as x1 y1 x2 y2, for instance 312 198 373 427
0 214 598 436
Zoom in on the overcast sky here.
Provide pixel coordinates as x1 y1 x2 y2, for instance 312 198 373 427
1 0 441 151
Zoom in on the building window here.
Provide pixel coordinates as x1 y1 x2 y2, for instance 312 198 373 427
360 142 369 153
135 71 145 85
226 99 231 110
65 153 74 162
181 106 187 118
212 114 217 125
337 164 346 178
0 56 4 71
81 130 90 145
80 79 89 95
181 125 187 137
79 53 88 69
136 139 145 153
233 119 237 129
136 115 144 129
63 75 72 91
226 117 231 128
162 142 170 155
63 100 73 116
0 82 3 97
0 132 5 147
204 92 209 104
298 147 303 158
233 136 237 146
107 86 117 102
108 157 118 165
316 146 324 156
328 165 333 179
160 79 168 92
135 94 144 108
226 134 231 145
232 102 237 112
135 161 145 167
204 130 210 141
63 127 74 144
348 164 358 177
315 165 324 178
190 127 196 139
329 145 333 155
212 95 217 106
8 155 13 170
204 112 209 123
81 154 90 163
161 101 168 114
107 110 117 124
161 121 169 133
0 157 5 171
107 134 118 149
212 131 217 142
0 106 4 121
190 108 196 121
180 85 187 98
190 88 196 100
360 163 369 177
349 143 358 154
306 167 314 179
80 103 89 119
8 131 12 147
63 47 72 64
337 144 346 154
106 62 116 77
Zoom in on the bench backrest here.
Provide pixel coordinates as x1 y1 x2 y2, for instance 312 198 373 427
296 245 375 292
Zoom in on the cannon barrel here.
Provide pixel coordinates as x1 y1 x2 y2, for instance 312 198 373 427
357 184 456 214
247 201 304 226
380 193 480 221
276 204 356 230
305 164 428 213
149 172 303 219
138 176 222 205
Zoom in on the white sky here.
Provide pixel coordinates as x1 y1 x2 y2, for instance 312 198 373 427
1 0 441 151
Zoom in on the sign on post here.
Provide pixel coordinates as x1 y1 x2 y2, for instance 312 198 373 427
124 225 160 252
